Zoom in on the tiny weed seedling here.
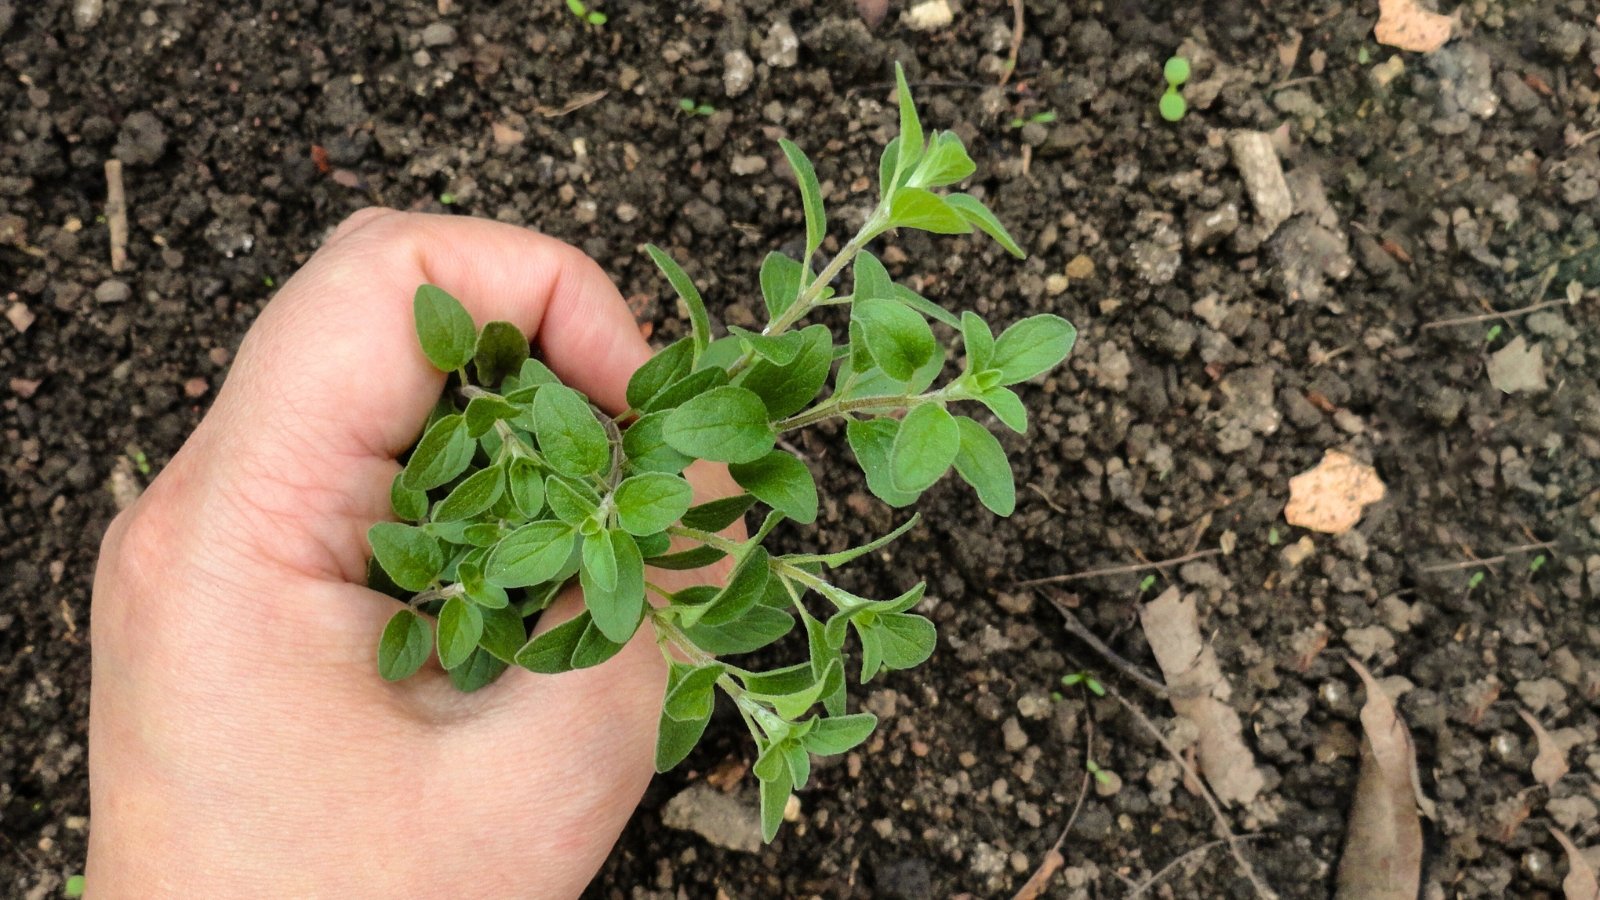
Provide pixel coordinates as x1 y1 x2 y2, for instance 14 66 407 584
367 64 1076 842
1467 570 1486 592
1137 573 1157 593
1484 324 1503 344
1085 758 1113 786
64 875 85 899
677 98 716 117
1008 110 1058 129
565 0 606 26
1160 56 1190 122
1061 670 1106 697
1528 554 1547 575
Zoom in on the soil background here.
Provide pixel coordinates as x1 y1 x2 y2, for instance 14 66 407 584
3 1 1599 897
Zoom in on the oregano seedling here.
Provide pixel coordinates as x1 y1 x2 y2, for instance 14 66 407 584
366 63 1076 842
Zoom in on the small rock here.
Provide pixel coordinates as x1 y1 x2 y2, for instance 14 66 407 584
10 377 41 398
873 857 932 900
1217 366 1281 436
1547 795 1598 831
5 301 36 333
1187 202 1240 250
1487 337 1547 394
1064 255 1095 279
1228 130 1293 235
420 22 456 47
904 0 953 31
723 50 755 97
95 279 132 304
730 154 767 176
660 784 762 853
182 377 209 398
114 111 168 166
1344 625 1395 660
1131 239 1181 285
1515 677 1566 713
760 22 800 68
1548 648 1583 687
1001 717 1029 753
1429 44 1499 120
72 0 102 30
1093 769 1122 797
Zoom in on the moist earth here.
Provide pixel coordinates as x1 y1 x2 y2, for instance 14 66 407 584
3 1 1599 898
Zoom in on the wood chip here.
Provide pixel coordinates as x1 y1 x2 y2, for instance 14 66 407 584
1517 708 1570 787
1550 827 1600 900
1139 588 1266 806
1285 450 1386 534
1337 658 1427 900
1374 0 1453 53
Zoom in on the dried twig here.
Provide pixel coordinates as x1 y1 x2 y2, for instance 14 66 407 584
1000 0 1024 86
1126 835 1270 898
1107 686 1278 899
1420 262 1576 330
1419 540 1555 573
1010 713 1093 900
105 158 128 272
1043 592 1175 699
1015 547 1220 587
536 89 608 118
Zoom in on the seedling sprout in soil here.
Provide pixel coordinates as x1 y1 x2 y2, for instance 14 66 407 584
367 64 1076 842
677 98 716 117
564 0 606 26
1160 56 1190 122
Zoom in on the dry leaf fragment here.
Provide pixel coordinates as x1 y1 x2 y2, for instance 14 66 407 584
1285 450 1386 534
1337 658 1427 900
1518 708 1570 787
1487 336 1548 394
1550 827 1600 900
1139 588 1266 806
1375 0 1454 53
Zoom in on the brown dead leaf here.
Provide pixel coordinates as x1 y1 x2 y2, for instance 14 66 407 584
1517 709 1570 787
1139 588 1266 806
1337 658 1427 900
1550 828 1600 900
1011 847 1064 900
1374 0 1453 53
1285 450 1386 534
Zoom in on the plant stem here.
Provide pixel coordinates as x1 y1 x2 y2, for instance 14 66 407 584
667 524 745 554
650 609 774 730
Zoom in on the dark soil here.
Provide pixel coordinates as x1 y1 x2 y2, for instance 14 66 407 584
4 1 1598 897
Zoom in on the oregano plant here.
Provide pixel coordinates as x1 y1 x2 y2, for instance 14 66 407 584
367 64 1076 842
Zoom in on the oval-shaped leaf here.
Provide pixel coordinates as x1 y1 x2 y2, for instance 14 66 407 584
854 297 936 381
413 284 476 372
953 416 1015 516
759 251 806 319
992 314 1076 385
437 596 484 670
625 338 694 411
485 520 576 587
663 386 775 463
377 609 432 681
845 419 919 508
614 472 694 536
582 527 618 593
507 458 546 518
621 410 694 475
402 414 475 491
739 324 833 420
729 450 818 525
474 320 530 387
533 384 610 477
778 139 826 262
889 403 959 493
368 522 444 592
888 187 971 235
433 465 504 522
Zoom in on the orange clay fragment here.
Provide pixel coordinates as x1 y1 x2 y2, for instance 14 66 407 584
1285 450 1386 534
1375 0 1453 53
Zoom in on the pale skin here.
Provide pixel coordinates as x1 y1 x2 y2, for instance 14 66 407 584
88 210 739 898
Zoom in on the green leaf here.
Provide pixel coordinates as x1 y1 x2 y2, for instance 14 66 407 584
485 520 576 587
655 703 712 772
852 250 894 301
433 465 504 522
663 386 776 464
403 414 475 491
888 187 971 235
413 284 476 372
437 595 484 670
739 324 833 419
1165 56 1191 85
390 472 428 522
649 546 728 573
644 245 710 364
802 713 878 756
694 546 771 627
878 135 903 199
683 604 793 654
729 326 805 366
876 612 937 669
946 193 1026 258
640 366 728 414
582 527 618 593
514 611 590 673
740 662 818 696
515 357 561 389
892 282 960 328
464 394 520 437
1159 88 1187 123
506 458 546 518
892 62 924 185
583 529 645 643
477 604 526 663
778 139 826 262
614 473 694 535
854 297 937 381
991 314 1076 385
664 661 726 721
960 311 995 372
759 765 793 843
621 410 694 475
908 131 975 189
625 338 694 411
368 522 443 592
545 475 600 525
681 493 757 532
890 403 960 493
446 647 508 693
474 320 530 386
729 451 818 525
953 417 1015 516
845 418 920 508
751 658 841 719
570 614 628 669
533 384 610 477
377 609 431 681
759 251 806 319
977 385 1028 433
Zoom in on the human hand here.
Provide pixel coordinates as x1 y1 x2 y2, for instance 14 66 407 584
88 210 738 898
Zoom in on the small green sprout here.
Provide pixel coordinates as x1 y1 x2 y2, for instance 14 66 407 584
1268 526 1281 546
1358 46 1372 65
1160 56 1189 122
1061 670 1106 697
1467 570 1486 591
1528 554 1547 574
64 876 86 899
1085 758 1113 785
262 275 276 288
1484 324 1503 343
129 449 151 476
1008 110 1058 129
1138 573 1157 593
439 193 457 206
677 98 716 117
565 0 606 25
